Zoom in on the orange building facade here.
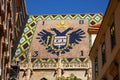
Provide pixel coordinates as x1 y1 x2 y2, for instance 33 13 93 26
89 0 120 80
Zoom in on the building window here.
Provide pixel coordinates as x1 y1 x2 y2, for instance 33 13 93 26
16 15 20 32
20 0 26 18
101 42 106 65
95 57 98 78
19 4 25 21
0 59 1 76
12 0 15 20
110 23 116 49
101 77 107 80
113 75 119 80
3 0 6 11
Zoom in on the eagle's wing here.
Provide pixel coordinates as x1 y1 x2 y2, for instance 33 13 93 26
61 29 86 54
36 29 53 45
37 30 59 54
69 29 86 45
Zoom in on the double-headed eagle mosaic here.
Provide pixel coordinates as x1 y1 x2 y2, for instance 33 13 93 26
37 27 86 55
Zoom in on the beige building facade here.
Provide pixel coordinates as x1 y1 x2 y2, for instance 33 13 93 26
89 0 120 80
0 0 28 79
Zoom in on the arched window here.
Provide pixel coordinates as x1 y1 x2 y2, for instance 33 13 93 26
40 77 47 80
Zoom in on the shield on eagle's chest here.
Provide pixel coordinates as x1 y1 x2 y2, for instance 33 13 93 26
53 36 67 47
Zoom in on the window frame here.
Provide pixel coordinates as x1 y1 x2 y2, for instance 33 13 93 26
110 23 116 49
101 42 106 65
95 57 98 78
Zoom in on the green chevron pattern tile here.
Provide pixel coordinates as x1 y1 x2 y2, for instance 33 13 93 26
53 15 63 20
47 58 56 63
74 14 82 20
64 15 73 20
61 58 69 63
84 14 92 21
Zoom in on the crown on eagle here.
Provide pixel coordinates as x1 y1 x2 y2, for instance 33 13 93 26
55 20 69 28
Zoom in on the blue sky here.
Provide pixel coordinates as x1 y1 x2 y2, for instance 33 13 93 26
26 0 109 15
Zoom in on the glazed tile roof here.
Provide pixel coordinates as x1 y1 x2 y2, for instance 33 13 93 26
13 14 103 63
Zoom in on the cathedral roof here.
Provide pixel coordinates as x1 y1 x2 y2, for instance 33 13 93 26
13 14 103 63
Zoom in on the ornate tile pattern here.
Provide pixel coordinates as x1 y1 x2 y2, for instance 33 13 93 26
13 14 103 63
